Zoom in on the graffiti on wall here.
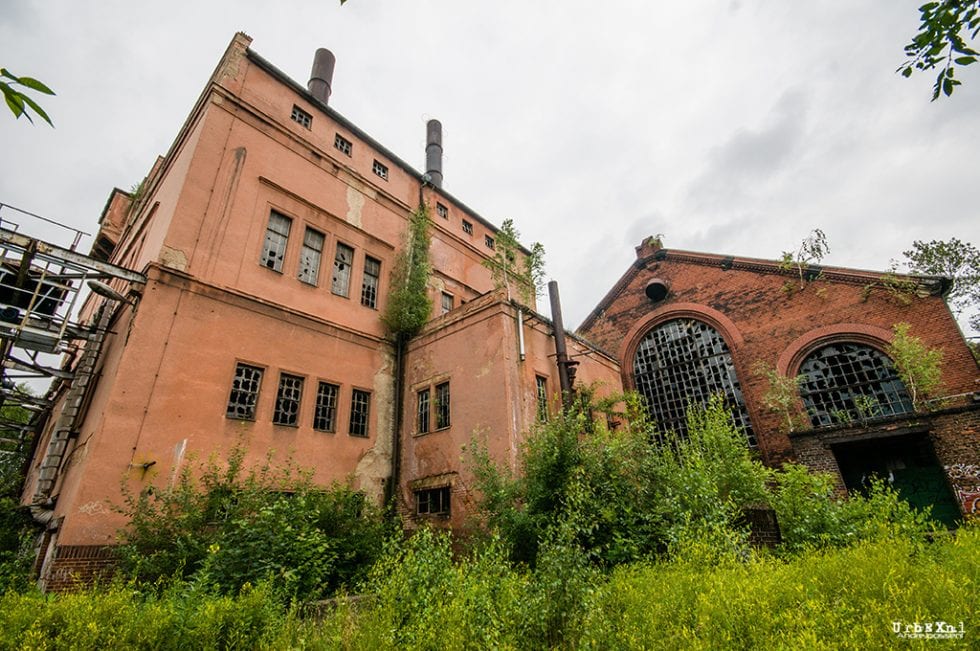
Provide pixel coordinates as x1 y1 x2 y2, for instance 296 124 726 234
945 464 980 515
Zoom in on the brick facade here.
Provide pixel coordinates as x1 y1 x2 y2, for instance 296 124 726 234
578 239 980 519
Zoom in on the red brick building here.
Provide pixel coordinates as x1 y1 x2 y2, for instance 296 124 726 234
579 237 980 525
11 33 979 590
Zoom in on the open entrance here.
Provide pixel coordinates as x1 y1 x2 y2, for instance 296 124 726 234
831 433 960 528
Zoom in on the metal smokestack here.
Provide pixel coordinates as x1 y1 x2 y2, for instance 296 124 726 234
425 119 443 187
308 48 336 105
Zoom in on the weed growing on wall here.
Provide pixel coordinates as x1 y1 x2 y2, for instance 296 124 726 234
752 361 808 432
481 218 546 304
887 322 944 410
382 204 432 338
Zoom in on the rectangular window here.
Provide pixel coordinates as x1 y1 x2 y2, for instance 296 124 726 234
334 133 352 156
273 373 304 426
260 211 291 272
435 382 451 430
462 220 473 235
536 375 549 422
417 388 430 434
436 202 449 219
485 235 495 250
298 228 325 285
227 363 263 420
440 292 454 315
291 105 312 129
313 382 339 432
372 159 389 181
415 486 451 516
332 243 354 297
361 256 381 308
349 389 370 437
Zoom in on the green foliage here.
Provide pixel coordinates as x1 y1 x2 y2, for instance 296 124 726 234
0 68 55 125
903 237 980 331
0 497 41 594
770 464 936 554
0 384 35 498
887 322 944 410
470 394 771 569
779 228 829 293
116 443 386 600
752 361 808 432
2 524 976 648
382 204 432 338
900 0 979 99
481 218 546 304
861 262 923 306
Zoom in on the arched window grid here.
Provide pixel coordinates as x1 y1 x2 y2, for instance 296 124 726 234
798 342 914 428
632 318 756 446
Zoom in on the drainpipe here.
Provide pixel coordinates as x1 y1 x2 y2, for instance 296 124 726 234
548 281 574 410
387 332 405 510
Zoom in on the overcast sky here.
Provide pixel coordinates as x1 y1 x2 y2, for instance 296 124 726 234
2 1 978 331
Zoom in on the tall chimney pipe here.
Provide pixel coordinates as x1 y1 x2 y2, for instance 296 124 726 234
425 119 443 188
308 48 336 105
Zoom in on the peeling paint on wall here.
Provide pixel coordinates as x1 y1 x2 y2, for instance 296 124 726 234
354 347 396 505
159 245 188 271
346 186 364 228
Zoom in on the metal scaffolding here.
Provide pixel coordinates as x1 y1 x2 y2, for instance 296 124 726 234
0 202 145 467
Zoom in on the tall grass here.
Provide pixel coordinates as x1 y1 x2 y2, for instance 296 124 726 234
2 525 976 650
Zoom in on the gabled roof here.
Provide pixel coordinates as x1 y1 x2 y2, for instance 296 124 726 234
577 242 953 333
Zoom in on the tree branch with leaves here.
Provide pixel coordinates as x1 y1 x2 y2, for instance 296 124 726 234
1 68 54 125
482 218 546 305
900 1 979 99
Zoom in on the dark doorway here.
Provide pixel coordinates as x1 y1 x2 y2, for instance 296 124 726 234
831 433 960 528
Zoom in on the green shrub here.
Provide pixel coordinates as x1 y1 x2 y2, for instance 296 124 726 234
117 443 386 600
771 464 936 554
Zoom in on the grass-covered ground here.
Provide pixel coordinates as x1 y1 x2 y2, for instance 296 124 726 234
1 525 976 650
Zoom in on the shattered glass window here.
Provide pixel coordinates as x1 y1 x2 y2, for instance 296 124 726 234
350 389 371 437
313 382 339 432
260 211 291 272
799 343 913 427
632 318 755 446
332 243 354 297
227 363 263 420
273 373 304 426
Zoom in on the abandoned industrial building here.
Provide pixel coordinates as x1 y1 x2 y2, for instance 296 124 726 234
4 33 978 589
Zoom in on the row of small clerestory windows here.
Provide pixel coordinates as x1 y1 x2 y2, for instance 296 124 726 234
292 107 497 254
261 210 381 308
290 105 388 182
226 362 371 437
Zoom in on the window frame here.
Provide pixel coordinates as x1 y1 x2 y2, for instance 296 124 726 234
334 133 352 157
372 159 389 181
290 105 312 129
226 362 264 421
260 210 292 273
349 388 371 438
440 291 454 315
415 485 451 517
416 387 431 434
297 227 325 286
461 220 473 235
535 375 549 423
484 235 495 250
361 255 381 309
436 202 449 219
313 381 340 433
272 372 304 427
331 241 355 297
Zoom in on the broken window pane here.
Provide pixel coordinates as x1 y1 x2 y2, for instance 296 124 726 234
332 243 354 297
313 381 339 432
298 228 325 285
435 382 451 429
260 211 291 272
799 343 913 427
227 363 263 420
415 486 451 516
536 375 549 422
417 388 430 434
361 256 380 308
349 389 370 437
273 373 304 426
440 292 453 315
632 318 755 446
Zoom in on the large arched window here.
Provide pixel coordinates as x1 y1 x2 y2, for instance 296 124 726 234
798 342 913 427
632 318 755 445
